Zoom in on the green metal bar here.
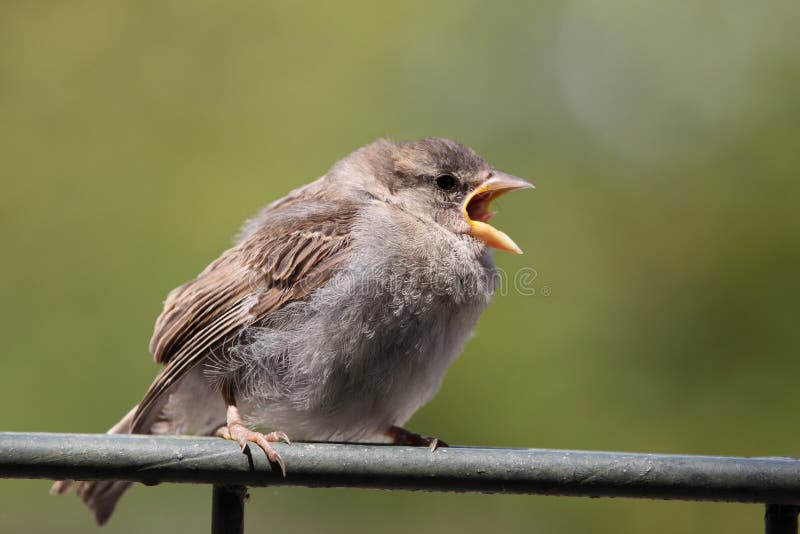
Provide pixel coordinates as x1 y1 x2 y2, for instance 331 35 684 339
2 432 800 505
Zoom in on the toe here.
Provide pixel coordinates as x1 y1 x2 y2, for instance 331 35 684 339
217 422 290 475
252 435 287 477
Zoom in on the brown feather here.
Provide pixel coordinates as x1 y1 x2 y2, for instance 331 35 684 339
132 203 354 433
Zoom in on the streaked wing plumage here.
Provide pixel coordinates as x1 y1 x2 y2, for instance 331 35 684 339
132 204 354 432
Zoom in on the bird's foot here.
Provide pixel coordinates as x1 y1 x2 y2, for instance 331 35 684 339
386 425 448 451
216 422 291 476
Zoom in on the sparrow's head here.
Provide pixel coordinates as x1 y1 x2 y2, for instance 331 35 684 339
343 137 533 254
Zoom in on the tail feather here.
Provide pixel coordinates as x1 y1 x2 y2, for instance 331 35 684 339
50 405 138 526
51 368 226 525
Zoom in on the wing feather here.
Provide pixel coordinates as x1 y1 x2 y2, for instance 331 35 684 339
131 204 354 433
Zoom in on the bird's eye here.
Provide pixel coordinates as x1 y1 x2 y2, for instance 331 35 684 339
435 174 457 191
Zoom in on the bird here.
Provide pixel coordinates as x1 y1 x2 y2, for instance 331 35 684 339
50 137 533 525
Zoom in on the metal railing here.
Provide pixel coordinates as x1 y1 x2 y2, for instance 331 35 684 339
1 432 799 533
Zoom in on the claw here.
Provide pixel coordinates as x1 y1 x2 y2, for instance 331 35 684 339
266 431 291 445
271 452 287 477
217 422 290 476
386 425 448 451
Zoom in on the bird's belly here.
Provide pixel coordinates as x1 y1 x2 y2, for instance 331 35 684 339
237 295 487 442
231 230 497 442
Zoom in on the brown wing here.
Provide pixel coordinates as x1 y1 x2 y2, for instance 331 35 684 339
131 205 354 432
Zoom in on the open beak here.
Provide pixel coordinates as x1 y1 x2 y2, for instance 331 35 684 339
462 172 534 254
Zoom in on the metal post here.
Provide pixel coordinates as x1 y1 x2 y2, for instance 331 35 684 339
212 485 246 534
765 505 799 534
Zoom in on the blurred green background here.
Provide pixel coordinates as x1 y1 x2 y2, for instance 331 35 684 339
2 1 799 532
